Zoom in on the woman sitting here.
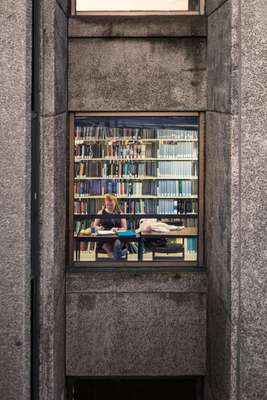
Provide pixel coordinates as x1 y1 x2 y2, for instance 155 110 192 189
93 193 127 260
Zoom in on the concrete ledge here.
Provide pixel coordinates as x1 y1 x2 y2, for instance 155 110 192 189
69 15 207 38
66 271 208 293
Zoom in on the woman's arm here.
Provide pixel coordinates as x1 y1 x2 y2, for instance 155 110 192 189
93 210 103 228
121 218 127 229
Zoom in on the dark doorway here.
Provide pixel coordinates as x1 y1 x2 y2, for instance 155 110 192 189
67 378 203 400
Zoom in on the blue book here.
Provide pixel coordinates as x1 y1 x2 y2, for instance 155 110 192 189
116 230 136 238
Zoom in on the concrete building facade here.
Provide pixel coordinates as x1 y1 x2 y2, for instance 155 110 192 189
0 0 266 399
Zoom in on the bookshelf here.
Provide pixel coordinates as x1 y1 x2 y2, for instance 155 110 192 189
69 113 204 267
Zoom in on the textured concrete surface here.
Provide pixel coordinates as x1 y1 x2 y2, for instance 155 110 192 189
67 271 207 293
39 112 67 399
206 1 267 400
0 1 32 399
66 273 207 377
40 0 68 116
68 37 207 111
206 286 232 400
66 291 206 376
207 1 231 113
238 1 267 398
206 2 235 399
69 15 207 37
206 112 231 311
38 1 68 398
206 0 228 15
56 0 68 15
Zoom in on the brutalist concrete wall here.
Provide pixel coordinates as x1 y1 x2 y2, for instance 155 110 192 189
66 272 207 376
206 1 267 399
67 16 207 377
206 1 234 399
68 16 207 111
38 0 68 399
0 1 32 399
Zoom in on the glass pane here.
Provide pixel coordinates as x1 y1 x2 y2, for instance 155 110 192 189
76 0 199 12
72 116 199 265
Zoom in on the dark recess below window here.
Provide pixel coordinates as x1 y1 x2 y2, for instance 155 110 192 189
69 378 202 400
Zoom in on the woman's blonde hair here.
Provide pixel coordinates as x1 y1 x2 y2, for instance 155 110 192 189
103 193 121 213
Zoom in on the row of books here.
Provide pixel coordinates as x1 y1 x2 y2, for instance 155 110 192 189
158 181 197 196
75 143 197 160
75 126 198 141
158 161 198 177
158 143 198 159
157 129 198 140
184 238 197 252
74 161 197 178
75 143 158 159
74 198 198 215
75 160 158 178
75 126 156 140
74 180 198 197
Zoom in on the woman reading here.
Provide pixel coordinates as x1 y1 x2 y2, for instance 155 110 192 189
93 193 127 260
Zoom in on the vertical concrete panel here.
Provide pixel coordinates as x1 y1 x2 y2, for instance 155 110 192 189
40 0 68 116
239 1 267 399
207 0 267 399
38 1 67 398
206 2 236 400
0 1 32 399
39 112 67 399
66 273 207 377
206 112 231 310
207 1 232 112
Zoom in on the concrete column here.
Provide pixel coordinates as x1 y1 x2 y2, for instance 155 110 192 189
0 1 32 399
206 0 267 399
38 0 68 399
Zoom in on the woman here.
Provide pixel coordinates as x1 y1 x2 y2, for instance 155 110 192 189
93 193 127 260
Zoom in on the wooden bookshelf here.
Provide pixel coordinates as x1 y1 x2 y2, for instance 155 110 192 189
75 157 198 161
69 112 205 267
74 195 198 199
75 139 199 144
74 176 198 180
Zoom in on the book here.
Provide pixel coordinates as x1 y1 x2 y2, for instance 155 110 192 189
116 230 136 238
96 230 116 236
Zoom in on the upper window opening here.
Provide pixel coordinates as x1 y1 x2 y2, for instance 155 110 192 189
73 0 204 15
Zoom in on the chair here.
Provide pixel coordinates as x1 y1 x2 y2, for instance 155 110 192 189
95 241 128 261
152 243 184 261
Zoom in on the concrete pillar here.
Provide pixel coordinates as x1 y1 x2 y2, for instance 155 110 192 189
38 0 68 399
0 1 32 399
206 0 267 399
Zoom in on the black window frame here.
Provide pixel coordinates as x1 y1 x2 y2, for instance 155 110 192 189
67 112 205 272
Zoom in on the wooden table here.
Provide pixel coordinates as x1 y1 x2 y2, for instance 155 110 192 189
74 227 197 262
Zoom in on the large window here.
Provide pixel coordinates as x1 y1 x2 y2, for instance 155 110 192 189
69 113 204 268
72 0 204 15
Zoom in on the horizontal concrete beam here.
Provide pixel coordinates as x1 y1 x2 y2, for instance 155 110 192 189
68 37 207 111
69 15 207 38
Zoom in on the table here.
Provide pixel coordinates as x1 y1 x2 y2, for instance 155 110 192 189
74 227 198 262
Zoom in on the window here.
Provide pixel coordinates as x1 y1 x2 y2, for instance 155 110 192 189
69 113 204 268
72 0 204 15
